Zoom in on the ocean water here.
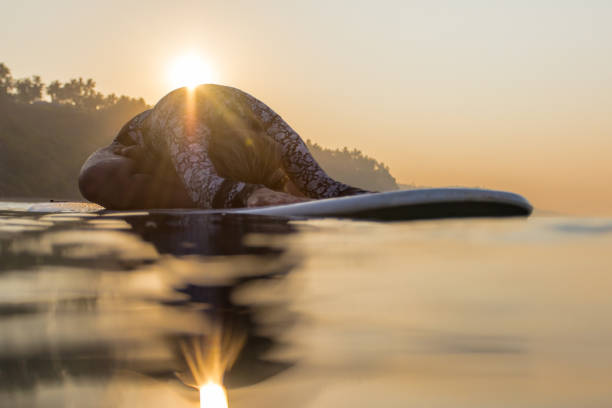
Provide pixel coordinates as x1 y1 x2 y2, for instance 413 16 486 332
1 203 612 407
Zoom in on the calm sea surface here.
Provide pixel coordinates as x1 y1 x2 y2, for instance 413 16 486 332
1 202 612 407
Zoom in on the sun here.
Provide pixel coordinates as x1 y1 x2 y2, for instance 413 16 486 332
168 54 214 90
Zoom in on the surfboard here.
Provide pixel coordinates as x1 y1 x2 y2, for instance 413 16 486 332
24 188 532 221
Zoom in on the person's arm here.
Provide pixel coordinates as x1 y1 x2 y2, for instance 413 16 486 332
237 90 371 198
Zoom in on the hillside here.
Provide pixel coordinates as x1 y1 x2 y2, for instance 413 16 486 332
306 141 398 192
0 97 148 200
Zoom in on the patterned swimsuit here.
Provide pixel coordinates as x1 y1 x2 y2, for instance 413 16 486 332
114 84 367 209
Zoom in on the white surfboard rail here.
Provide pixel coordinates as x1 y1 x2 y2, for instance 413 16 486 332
24 188 533 220
232 188 532 218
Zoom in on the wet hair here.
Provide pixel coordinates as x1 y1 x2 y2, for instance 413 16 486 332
207 105 289 192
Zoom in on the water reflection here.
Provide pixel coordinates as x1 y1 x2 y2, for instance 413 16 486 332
0 210 300 407
2 210 612 407
127 214 298 390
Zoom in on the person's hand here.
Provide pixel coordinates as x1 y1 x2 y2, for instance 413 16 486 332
247 187 311 207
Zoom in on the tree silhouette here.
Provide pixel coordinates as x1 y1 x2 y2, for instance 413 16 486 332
0 63 14 97
104 93 118 107
306 140 398 192
44 75 145 111
47 77 101 109
46 80 64 103
14 76 44 104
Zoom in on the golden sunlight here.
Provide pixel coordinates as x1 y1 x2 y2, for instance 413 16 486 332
200 383 228 408
178 328 245 408
168 54 214 90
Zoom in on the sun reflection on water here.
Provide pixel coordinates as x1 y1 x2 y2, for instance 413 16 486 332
199 383 228 408
178 324 246 408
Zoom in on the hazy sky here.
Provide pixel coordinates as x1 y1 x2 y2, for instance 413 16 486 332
3 0 611 214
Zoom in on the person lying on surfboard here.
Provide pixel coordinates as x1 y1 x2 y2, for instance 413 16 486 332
79 84 370 210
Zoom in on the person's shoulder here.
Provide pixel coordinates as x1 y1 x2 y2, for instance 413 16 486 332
114 109 152 145
130 109 153 127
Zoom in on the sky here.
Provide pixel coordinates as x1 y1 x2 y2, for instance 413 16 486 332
2 0 612 215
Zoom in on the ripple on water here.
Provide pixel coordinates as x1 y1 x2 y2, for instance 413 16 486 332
0 209 612 407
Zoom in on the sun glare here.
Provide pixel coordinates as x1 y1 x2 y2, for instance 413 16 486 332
178 322 244 408
168 54 213 90
200 383 228 408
